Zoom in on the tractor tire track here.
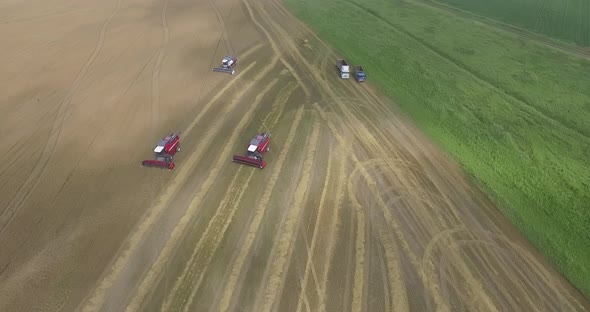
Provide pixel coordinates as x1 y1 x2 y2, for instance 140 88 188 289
207 0 235 56
316 150 347 312
78 57 275 312
366 147 560 310
256 6 386 309
254 120 321 312
349 160 455 310
61 29 152 122
0 128 51 193
295 141 333 312
263 81 298 128
241 0 311 98
0 18 162 311
441 240 536 310
423 228 588 311
151 0 170 131
313 103 451 311
243 5 424 306
252 2 453 307
347 169 368 312
419 216 522 309
1 38 58 70
294 211 317 312
0 100 59 179
320 45 472 249
439 239 535 311
376 238 392 312
350 188 409 312
341 185 358 312
353 122 464 230
356 144 574 310
351 159 456 233
249 0 320 94
0 0 122 236
50 49 159 209
216 104 305 312
352 157 551 312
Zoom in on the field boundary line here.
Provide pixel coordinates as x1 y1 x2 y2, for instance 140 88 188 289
414 0 590 61
343 0 590 140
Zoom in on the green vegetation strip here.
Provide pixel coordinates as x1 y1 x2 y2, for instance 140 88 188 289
433 0 590 46
285 0 590 298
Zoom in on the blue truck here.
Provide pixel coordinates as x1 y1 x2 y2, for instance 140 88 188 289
354 65 366 82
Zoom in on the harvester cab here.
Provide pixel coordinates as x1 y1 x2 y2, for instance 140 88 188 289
247 144 263 160
142 132 181 170
213 56 236 75
233 132 271 169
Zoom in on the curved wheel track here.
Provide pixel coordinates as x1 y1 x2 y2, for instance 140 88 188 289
0 0 588 311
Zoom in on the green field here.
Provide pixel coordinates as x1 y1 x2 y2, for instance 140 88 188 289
285 0 590 298
434 0 590 46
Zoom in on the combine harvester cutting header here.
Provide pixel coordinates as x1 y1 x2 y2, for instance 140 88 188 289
232 132 271 169
142 132 181 170
213 55 237 75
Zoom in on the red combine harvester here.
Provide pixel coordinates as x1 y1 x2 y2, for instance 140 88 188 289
142 132 181 170
232 132 271 169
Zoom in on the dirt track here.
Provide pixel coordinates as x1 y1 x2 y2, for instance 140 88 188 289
1 0 589 311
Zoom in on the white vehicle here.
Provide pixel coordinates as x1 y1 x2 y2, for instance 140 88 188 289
336 59 350 79
213 55 237 75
